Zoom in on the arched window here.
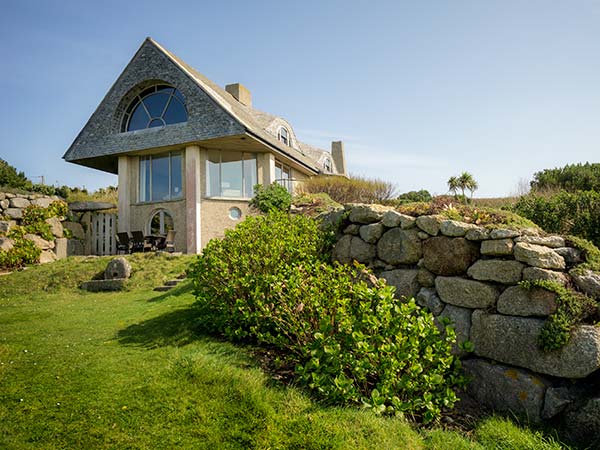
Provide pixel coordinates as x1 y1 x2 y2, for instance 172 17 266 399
122 85 187 132
149 209 174 235
277 127 289 146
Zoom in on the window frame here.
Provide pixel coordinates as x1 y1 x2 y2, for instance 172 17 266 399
122 85 188 133
275 160 293 193
138 151 184 203
205 151 257 199
277 127 290 146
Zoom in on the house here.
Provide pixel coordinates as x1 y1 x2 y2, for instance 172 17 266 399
63 38 347 253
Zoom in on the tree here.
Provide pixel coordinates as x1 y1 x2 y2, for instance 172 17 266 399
0 158 30 189
447 172 478 204
447 176 460 198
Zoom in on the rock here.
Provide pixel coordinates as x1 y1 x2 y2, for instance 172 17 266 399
416 287 445 315
490 229 520 239
467 260 524 284
45 217 64 238
554 247 583 266
480 239 514 256
31 197 54 208
39 250 57 264
435 277 499 308
377 228 422 265
542 387 574 420
563 397 600 444
63 222 85 240
471 311 600 378
415 215 442 236
54 238 68 259
417 231 429 239
381 210 415 229
0 199 9 209
417 268 436 287
318 207 346 232
359 223 384 244
462 359 551 423
68 201 116 212
333 235 376 265
515 235 565 248
439 220 479 237
514 242 565 269
0 220 16 234
9 197 30 208
571 269 600 299
80 279 126 292
343 224 360 235
380 269 420 299
522 267 569 285
423 237 479 276
465 227 490 241
347 203 390 224
5 208 23 219
67 239 85 256
497 286 558 317
104 257 132 280
332 234 352 263
24 234 54 250
0 237 14 251
438 304 472 356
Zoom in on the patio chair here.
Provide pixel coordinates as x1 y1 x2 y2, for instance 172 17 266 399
157 230 176 253
131 230 152 253
116 232 132 254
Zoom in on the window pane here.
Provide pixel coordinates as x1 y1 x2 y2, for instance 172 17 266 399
174 89 185 104
128 104 149 131
148 118 164 128
207 150 220 197
171 152 183 199
221 151 243 198
275 164 282 183
139 157 151 202
243 154 257 197
143 93 170 118
151 155 170 202
163 97 187 124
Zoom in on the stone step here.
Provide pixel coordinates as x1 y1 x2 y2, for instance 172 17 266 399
165 279 181 286
153 286 173 292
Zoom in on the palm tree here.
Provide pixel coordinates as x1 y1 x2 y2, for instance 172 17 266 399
447 176 460 198
458 172 478 203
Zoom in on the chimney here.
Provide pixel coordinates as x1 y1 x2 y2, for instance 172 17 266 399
331 141 347 176
225 83 252 107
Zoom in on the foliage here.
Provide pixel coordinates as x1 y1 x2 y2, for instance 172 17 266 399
395 189 432 204
298 174 396 204
189 212 463 422
0 236 41 269
565 235 600 273
520 280 598 351
292 192 342 216
0 158 30 189
447 172 478 202
514 190 600 248
249 183 292 213
531 162 600 193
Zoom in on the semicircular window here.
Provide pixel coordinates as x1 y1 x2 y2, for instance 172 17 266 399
122 85 187 132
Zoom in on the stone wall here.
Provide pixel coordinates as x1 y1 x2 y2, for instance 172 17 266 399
0 192 85 263
328 203 600 442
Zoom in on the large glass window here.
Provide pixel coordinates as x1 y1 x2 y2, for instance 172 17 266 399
275 161 293 193
149 209 174 235
138 151 183 202
206 151 257 198
122 85 187 132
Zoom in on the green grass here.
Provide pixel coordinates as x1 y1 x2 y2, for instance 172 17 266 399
0 255 571 449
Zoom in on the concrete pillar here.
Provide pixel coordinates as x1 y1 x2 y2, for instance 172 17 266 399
331 141 347 176
117 156 130 233
261 153 276 185
185 145 202 254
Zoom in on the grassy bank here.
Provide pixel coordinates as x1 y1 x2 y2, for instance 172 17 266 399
0 255 569 449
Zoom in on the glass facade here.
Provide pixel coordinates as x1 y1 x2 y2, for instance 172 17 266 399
123 85 187 132
138 151 183 203
206 151 257 198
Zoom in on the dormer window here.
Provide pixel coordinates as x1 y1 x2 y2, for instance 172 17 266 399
323 157 332 173
278 127 289 146
122 85 187 132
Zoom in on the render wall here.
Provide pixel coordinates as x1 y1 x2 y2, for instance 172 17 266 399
328 204 600 442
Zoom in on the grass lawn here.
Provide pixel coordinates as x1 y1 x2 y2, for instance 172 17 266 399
0 254 571 449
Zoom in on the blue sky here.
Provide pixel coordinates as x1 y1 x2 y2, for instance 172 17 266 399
1 0 599 197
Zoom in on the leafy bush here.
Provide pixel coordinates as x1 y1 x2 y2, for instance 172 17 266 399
0 237 41 269
249 183 292 213
514 190 600 248
0 158 30 189
189 212 463 422
531 162 600 192
298 175 396 204
395 189 432 204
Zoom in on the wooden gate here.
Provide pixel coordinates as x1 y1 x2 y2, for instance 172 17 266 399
91 212 117 256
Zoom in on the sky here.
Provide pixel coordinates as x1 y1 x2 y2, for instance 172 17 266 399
1 0 599 197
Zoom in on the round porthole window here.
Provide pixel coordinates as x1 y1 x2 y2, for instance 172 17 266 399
229 207 242 220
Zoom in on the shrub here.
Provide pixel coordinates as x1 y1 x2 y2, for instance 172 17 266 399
189 212 463 422
395 190 432 204
531 162 600 192
514 190 600 248
298 175 396 204
0 237 41 269
249 183 292 213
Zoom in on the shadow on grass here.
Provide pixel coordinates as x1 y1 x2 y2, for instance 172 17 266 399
116 305 201 348
146 281 194 303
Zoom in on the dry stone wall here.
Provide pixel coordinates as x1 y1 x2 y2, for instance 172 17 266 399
327 203 600 442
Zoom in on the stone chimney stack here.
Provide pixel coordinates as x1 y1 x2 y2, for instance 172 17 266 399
331 141 347 176
225 83 252 107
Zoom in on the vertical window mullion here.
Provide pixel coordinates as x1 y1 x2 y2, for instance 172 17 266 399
168 152 172 200
219 151 223 197
149 156 153 202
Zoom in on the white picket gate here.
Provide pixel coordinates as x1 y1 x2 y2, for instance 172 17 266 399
91 212 117 256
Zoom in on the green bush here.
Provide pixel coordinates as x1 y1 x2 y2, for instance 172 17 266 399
249 183 292 213
395 189 432 204
189 212 463 422
531 162 600 192
0 237 41 269
514 190 600 248
298 175 396 204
